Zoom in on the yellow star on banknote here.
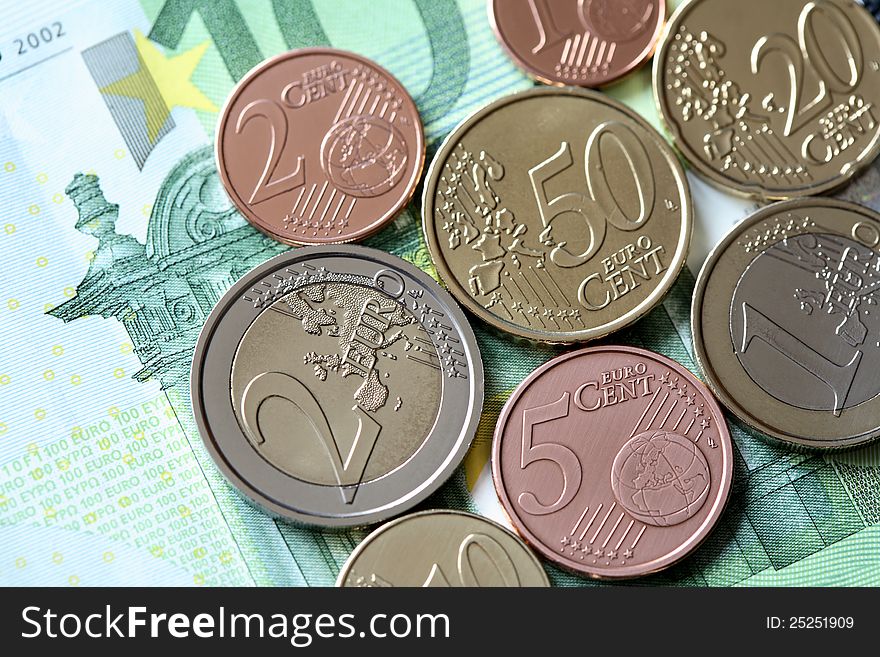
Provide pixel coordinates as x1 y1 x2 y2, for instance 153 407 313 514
100 30 216 144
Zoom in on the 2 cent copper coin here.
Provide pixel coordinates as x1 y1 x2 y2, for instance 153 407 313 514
492 346 732 579
216 48 425 245
489 0 666 87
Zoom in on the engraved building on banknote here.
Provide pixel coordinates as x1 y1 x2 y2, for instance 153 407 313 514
49 147 285 390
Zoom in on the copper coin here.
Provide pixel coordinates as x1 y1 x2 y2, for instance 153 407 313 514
216 48 425 245
492 346 732 579
489 0 666 87
654 0 880 200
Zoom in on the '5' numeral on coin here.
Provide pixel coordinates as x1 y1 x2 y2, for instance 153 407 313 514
517 391 582 515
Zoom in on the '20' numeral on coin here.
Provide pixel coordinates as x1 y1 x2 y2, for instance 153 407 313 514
240 372 380 503
751 0 861 140
529 120 656 268
423 533 521 587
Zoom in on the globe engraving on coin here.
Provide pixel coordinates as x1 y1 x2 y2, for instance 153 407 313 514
337 510 549 587
654 0 880 199
693 198 880 449
610 430 711 527
422 87 692 343
492 346 732 579
489 0 666 87
191 246 483 526
216 48 424 245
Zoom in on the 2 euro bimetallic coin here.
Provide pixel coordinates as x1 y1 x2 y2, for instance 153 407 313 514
337 510 550 587
422 87 692 344
693 198 880 449
191 246 483 527
492 346 732 579
489 0 666 87
654 0 880 199
216 48 425 245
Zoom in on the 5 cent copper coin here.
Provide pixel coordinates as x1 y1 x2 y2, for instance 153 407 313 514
490 0 666 87
654 0 880 199
693 198 880 449
337 510 549 587
216 48 424 245
422 87 692 344
492 346 732 579
191 246 483 527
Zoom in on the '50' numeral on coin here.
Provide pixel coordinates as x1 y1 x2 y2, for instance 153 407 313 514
517 391 582 515
529 120 656 268
423 533 521 587
235 99 306 205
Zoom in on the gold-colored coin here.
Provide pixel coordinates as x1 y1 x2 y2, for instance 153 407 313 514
422 87 692 343
654 0 880 200
337 510 549 587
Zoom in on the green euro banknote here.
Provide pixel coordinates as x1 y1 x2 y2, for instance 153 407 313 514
1 0 879 588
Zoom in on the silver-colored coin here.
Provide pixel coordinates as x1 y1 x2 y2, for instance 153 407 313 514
191 245 483 526
337 510 550 587
693 197 880 449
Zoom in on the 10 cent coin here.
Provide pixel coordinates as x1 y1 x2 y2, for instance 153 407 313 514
422 87 692 343
654 0 880 199
693 198 880 449
492 346 732 579
191 246 483 527
216 48 425 245
337 510 549 587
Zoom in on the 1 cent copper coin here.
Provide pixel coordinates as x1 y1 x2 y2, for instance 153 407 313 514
216 48 425 245
489 0 666 87
654 0 880 199
492 346 732 579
